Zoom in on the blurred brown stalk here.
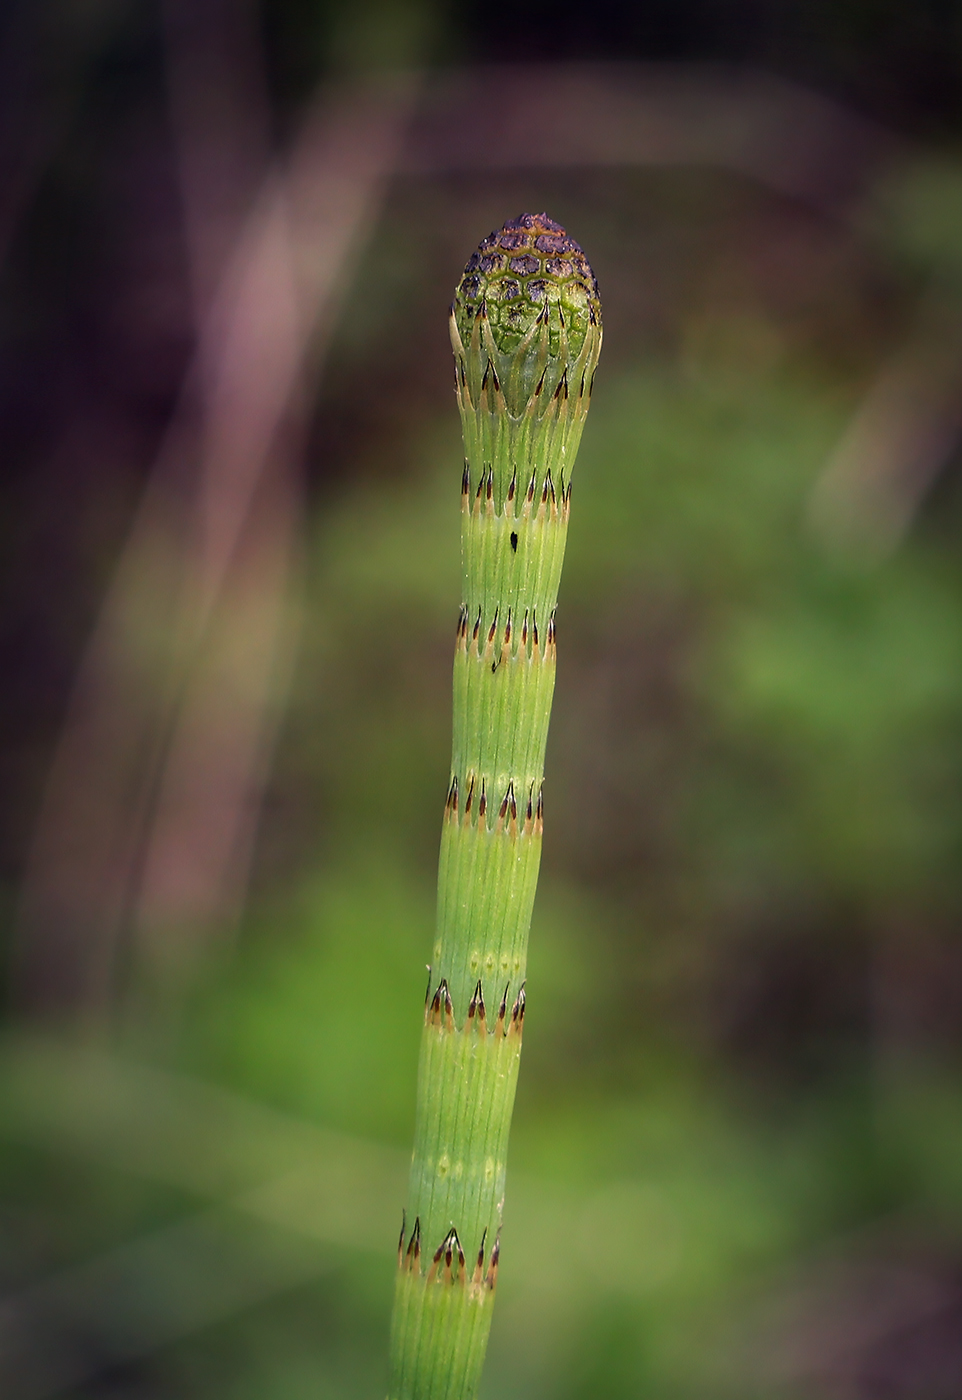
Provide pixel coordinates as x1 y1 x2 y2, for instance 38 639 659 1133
15 8 415 1019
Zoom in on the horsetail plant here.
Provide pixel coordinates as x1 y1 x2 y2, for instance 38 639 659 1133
388 213 602 1399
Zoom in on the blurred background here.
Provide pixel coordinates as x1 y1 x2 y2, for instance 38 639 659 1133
3 3 962 1397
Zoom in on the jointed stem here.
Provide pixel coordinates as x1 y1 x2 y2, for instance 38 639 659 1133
388 214 602 1399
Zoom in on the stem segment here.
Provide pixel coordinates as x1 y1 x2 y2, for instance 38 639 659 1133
388 213 602 1399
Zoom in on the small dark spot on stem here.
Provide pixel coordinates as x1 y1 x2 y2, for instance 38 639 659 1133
510 531 518 553
473 979 486 1020
487 1228 501 1289
476 1228 487 1274
497 983 510 1024
406 1216 421 1268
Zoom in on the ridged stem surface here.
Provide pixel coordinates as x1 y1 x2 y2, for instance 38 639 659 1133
389 214 601 1400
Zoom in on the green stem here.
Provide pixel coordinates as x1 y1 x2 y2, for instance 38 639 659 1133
388 214 602 1399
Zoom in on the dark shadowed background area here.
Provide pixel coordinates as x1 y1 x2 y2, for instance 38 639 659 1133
3 2 962 1397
